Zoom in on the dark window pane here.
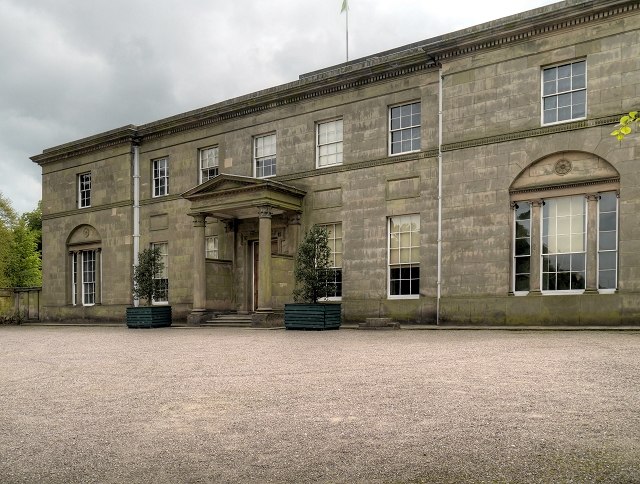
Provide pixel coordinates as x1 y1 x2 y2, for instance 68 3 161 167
571 253 585 271
516 220 530 237
558 64 571 78
515 257 530 274
401 279 411 295
410 278 419 295
572 272 585 290
573 103 586 119
515 274 530 292
599 231 616 251
572 74 585 90
543 81 556 96
557 254 571 272
544 97 557 110
599 192 617 212
543 68 557 82
557 272 570 290
599 270 616 290
572 61 586 75
515 238 530 256
544 110 556 124
599 212 616 232
599 252 616 271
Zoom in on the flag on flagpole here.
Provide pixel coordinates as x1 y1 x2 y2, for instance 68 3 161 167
341 0 349 61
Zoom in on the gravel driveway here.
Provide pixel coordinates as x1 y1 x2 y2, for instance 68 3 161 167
1 326 639 483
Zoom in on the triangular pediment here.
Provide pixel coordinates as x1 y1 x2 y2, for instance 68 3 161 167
182 174 273 198
182 174 306 219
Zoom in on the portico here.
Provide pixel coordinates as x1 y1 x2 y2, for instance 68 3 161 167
182 175 305 324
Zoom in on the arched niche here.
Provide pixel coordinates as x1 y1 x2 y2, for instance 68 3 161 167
510 151 619 200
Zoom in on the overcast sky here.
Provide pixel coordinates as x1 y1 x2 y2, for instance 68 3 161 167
1 0 558 214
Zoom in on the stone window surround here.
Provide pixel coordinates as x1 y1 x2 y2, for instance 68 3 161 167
199 146 219 184
254 133 277 179
318 222 342 300
69 248 101 307
388 100 421 157
511 185 619 296
152 157 169 197
541 58 587 126
151 242 169 304
78 172 91 209
316 118 344 169
388 214 420 299
205 235 219 259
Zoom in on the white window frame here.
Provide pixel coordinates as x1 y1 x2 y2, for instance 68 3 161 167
152 158 169 197
199 146 219 183
82 250 96 306
541 195 586 295
253 133 276 178
152 242 169 304
71 252 78 306
513 201 532 296
597 192 618 293
388 101 421 156
541 59 587 126
318 223 342 301
78 172 91 208
387 214 420 299
206 236 219 259
316 118 343 168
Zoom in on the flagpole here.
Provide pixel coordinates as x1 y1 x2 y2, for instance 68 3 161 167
346 6 349 62
341 0 349 62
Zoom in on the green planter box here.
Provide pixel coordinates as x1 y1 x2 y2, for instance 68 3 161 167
284 303 341 330
126 306 172 328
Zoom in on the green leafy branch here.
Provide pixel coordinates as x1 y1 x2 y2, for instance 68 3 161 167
611 111 639 141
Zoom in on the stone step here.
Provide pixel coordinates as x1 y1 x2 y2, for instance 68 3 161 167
202 314 253 327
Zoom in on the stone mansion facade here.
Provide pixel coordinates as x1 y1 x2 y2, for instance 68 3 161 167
32 0 640 325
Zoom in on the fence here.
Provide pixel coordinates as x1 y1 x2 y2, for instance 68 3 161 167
0 287 41 321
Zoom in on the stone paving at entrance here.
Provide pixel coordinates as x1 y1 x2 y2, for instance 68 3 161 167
1 326 639 483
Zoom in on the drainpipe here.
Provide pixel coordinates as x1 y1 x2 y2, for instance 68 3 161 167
437 67 443 325
133 138 141 307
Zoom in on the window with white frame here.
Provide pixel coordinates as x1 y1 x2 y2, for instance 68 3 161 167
200 147 219 183
317 119 343 168
388 214 420 297
389 102 421 155
78 172 91 208
254 134 276 178
598 192 618 290
513 202 531 293
71 250 96 306
206 236 219 259
542 60 586 125
153 158 169 197
542 195 586 291
152 242 169 303
319 223 342 298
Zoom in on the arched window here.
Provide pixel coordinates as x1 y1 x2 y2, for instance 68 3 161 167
67 225 102 306
510 152 619 295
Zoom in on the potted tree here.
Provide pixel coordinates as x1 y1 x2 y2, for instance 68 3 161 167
284 226 341 330
126 246 172 328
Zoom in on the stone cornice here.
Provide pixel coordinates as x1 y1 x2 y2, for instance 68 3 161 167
31 126 137 166
276 150 438 183
442 115 621 153
42 200 133 221
426 1 639 62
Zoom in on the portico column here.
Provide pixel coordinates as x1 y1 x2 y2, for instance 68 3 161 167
258 205 273 311
191 213 207 313
529 199 543 295
585 194 599 293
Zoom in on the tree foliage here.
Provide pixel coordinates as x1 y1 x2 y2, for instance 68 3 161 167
132 246 165 306
6 220 41 287
611 111 639 141
293 226 332 304
0 194 42 288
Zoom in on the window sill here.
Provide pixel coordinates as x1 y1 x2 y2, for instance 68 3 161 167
388 149 420 158
387 295 420 300
316 163 343 170
541 116 586 127
541 290 585 296
152 301 170 306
